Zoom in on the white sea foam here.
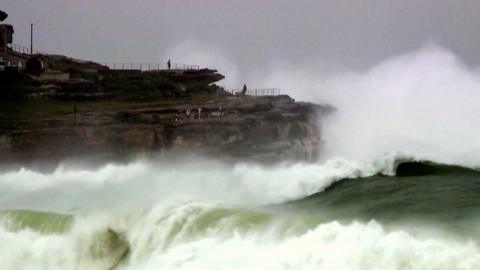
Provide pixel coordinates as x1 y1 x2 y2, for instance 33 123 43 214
2 199 479 270
0 214 127 270
121 202 480 270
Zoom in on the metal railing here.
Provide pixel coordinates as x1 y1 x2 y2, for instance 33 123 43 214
228 88 281 96
5 45 200 72
103 63 200 71
8 44 46 55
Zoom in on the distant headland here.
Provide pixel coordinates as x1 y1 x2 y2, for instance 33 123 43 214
0 10 333 167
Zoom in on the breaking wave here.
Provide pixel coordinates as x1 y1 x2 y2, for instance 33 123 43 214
1 197 480 270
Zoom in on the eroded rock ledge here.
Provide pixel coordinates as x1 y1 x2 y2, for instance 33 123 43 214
0 95 332 166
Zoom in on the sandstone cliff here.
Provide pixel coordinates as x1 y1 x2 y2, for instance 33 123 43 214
0 95 331 166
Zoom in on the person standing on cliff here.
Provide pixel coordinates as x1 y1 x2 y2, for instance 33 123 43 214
167 59 171 70
241 84 247 95
219 105 224 119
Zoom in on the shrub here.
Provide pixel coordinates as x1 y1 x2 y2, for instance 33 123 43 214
186 83 217 96
114 111 140 123
101 74 178 101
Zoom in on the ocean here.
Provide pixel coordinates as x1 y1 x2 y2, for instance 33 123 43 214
0 157 479 270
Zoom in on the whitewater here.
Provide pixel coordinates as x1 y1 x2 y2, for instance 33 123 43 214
1 46 480 269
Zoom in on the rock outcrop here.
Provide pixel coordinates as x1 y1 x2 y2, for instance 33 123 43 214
0 10 7 22
0 96 331 165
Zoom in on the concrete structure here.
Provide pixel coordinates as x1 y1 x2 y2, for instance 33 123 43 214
0 10 13 60
0 10 6 21
0 25 13 52
0 10 29 69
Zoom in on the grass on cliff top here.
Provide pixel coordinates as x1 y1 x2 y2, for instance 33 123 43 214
101 74 179 100
0 94 223 132
0 71 227 132
0 100 143 132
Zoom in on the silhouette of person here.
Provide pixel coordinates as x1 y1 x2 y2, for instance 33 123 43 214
219 105 224 118
241 84 247 95
197 107 202 119
167 59 171 70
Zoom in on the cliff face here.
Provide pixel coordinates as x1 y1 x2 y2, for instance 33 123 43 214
0 96 330 165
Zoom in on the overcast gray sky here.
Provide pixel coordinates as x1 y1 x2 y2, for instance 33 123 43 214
3 0 480 84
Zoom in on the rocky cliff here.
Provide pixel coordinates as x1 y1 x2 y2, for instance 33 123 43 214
0 95 331 166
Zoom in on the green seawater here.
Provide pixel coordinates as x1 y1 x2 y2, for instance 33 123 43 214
276 167 480 239
0 209 73 234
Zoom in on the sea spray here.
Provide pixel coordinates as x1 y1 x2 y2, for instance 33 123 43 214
256 45 480 168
